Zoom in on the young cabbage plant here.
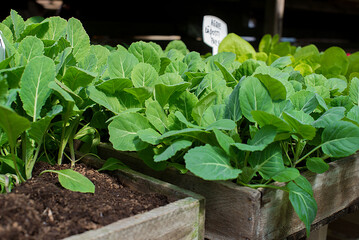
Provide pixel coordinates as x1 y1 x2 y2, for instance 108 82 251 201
0 10 100 192
97 37 359 236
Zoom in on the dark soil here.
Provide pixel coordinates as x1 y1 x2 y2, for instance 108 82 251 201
0 162 169 240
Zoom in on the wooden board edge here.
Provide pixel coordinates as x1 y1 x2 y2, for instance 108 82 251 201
64 197 201 240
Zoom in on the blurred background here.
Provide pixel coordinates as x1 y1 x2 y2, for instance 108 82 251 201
2 0 359 54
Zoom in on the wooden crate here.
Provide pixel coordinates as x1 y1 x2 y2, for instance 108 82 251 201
96 143 359 240
64 153 205 240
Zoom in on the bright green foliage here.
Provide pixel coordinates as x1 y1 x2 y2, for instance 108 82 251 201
40 169 95 193
1 10 359 235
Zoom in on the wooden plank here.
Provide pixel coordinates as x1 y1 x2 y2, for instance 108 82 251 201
308 225 328 240
259 153 359 239
65 152 205 240
65 198 200 240
96 143 359 239
96 143 261 239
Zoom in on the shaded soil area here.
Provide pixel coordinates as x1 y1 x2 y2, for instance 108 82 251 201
0 162 169 240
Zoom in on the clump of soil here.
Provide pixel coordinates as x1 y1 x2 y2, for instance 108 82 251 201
0 162 169 240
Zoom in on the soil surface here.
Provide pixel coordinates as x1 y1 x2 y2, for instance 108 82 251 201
0 162 169 240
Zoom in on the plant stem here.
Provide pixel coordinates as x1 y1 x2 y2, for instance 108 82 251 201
239 181 288 192
69 138 75 168
294 145 322 166
10 146 25 183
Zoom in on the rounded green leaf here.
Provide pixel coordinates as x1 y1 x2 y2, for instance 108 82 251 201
321 121 359 157
306 157 329 174
287 181 317 235
41 169 95 193
239 76 273 122
272 168 300 182
218 33 256 60
131 62 158 88
128 41 161 72
108 113 151 151
154 140 192 162
19 56 55 121
184 144 241 180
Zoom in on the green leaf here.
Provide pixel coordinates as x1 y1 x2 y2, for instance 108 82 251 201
165 40 188 55
312 107 345 128
321 121 359 157
96 78 133 95
108 113 151 151
40 169 95 193
28 106 62 144
231 125 277 152
9 10 25 41
40 16 67 41
159 128 205 140
253 72 287 101
98 158 128 171
287 181 317 236
155 82 190 107
248 143 285 180
349 77 359 105
169 91 198 121
66 17 90 63
107 50 139 79
224 82 242 122
154 140 192 162
239 76 273 122
18 36 44 63
0 105 31 149
252 110 292 132
218 33 256 60
191 91 217 126
320 46 348 76
205 119 236 131
61 66 96 92
131 62 158 88
128 41 161 72
184 144 242 180
306 157 329 174
19 56 55 121
347 105 359 125
289 90 318 114
87 86 122 114
145 100 168 134
270 56 292 69
214 61 237 84
174 111 203 129
282 111 316 140
272 168 300 182
124 87 153 104
213 128 235 156
137 128 161 145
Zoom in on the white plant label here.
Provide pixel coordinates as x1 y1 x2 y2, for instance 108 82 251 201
0 31 5 62
202 15 228 55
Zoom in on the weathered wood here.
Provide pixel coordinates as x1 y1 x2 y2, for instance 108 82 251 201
65 198 200 240
259 153 359 239
64 153 205 240
308 225 327 240
96 143 359 240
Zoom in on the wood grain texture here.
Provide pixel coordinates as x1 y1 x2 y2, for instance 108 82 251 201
96 143 359 240
259 153 359 239
65 152 205 240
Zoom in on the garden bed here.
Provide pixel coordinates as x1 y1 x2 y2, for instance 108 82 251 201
95 143 359 239
0 160 204 240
